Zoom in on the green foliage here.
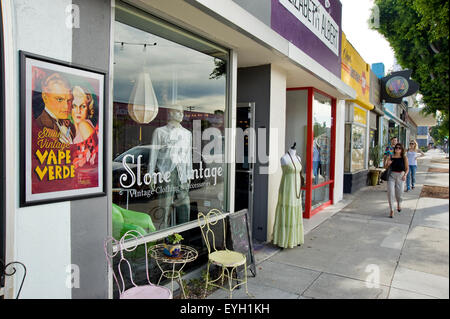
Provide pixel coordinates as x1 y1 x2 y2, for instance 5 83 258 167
167 233 184 244
430 118 449 146
369 145 383 168
209 59 226 80
371 0 449 136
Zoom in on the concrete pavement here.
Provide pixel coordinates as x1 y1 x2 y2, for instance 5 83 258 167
208 149 449 299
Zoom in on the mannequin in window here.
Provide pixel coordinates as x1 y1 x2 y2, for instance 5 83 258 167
148 105 193 228
313 140 321 184
272 142 304 248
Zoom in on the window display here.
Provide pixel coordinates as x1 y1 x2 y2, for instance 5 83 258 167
351 125 366 171
112 5 228 239
344 104 368 173
312 93 332 185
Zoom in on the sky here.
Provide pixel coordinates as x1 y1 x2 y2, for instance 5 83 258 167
340 0 396 73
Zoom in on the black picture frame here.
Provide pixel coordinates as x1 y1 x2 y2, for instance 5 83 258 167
19 50 107 207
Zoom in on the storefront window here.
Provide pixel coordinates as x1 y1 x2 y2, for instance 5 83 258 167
112 4 229 240
351 125 366 171
312 93 332 186
344 104 367 173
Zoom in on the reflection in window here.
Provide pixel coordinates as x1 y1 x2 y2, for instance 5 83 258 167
112 6 228 240
312 93 332 186
351 125 366 171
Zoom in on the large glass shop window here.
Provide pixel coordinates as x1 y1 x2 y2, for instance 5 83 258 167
312 93 332 186
112 5 228 240
311 93 332 209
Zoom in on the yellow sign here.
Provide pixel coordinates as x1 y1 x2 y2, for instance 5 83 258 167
354 106 367 125
341 32 374 110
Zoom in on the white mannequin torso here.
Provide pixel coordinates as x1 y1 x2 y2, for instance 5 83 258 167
281 149 301 167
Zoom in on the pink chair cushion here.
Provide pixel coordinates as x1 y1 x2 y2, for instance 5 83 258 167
120 285 173 299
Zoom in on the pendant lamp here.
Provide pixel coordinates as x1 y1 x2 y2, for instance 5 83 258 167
128 67 159 142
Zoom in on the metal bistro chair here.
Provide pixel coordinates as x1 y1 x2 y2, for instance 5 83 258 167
0 260 27 299
198 209 250 299
104 230 172 299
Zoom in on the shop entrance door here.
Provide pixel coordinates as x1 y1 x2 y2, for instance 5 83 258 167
234 103 255 225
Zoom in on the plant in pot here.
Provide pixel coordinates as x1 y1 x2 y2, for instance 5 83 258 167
163 233 184 257
369 145 383 186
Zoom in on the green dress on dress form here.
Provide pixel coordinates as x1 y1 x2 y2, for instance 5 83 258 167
272 154 304 248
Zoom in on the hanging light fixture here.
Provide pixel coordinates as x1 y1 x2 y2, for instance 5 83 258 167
127 42 159 142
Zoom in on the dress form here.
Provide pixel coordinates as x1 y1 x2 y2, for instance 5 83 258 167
281 148 301 167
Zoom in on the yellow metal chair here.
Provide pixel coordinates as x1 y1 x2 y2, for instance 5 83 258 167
198 209 250 299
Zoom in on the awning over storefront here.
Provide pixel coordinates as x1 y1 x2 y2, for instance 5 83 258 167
128 0 356 100
408 107 437 126
349 98 375 111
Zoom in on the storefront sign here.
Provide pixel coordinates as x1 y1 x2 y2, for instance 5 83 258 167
353 106 367 125
380 70 419 103
341 32 373 111
20 51 105 206
278 0 339 56
271 0 342 77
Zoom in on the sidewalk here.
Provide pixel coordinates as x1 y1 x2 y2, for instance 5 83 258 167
209 149 449 299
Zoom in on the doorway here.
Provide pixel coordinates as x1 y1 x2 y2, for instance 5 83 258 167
234 102 255 228
286 88 336 218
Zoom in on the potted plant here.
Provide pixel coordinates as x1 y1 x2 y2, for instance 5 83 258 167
163 233 184 257
369 145 383 186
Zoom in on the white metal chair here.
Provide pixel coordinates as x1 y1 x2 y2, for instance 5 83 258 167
198 209 251 299
104 230 172 299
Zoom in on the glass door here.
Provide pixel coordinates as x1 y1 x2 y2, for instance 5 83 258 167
311 92 334 211
234 102 255 225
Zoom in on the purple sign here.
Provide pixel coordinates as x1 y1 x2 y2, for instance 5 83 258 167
271 0 342 78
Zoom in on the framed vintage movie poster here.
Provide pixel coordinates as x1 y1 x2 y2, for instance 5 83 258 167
20 51 106 206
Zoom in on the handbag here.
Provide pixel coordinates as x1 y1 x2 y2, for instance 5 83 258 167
381 156 392 182
380 167 391 181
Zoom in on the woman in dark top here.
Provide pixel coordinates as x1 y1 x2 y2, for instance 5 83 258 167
384 143 409 218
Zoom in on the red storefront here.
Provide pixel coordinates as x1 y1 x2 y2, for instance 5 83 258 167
286 87 337 219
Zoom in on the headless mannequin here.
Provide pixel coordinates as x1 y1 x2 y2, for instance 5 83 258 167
281 143 301 167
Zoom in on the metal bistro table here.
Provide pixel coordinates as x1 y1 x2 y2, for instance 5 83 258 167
148 244 198 299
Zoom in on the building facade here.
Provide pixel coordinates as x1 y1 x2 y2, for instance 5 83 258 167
341 32 374 194
1 0 355 298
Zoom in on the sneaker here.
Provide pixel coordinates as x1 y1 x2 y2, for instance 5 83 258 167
412 186 415 189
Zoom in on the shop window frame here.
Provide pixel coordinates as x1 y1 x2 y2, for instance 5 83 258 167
111 2 232 251
286 87 336 219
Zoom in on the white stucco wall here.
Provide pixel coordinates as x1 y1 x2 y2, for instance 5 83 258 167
333 99 345 203
4 0 73 299
266 65 287 241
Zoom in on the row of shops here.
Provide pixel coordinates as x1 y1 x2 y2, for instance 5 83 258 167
0 0 436 298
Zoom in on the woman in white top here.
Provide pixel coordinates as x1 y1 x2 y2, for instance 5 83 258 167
406 140 425 191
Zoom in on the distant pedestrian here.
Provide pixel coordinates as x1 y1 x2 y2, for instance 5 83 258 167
384 136 398 161
406 140 425 192
384 143 409 218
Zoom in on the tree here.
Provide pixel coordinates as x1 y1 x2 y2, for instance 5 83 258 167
371 0 449 138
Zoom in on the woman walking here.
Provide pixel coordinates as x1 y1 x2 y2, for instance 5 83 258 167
384 143 409 218
406 140 425 192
